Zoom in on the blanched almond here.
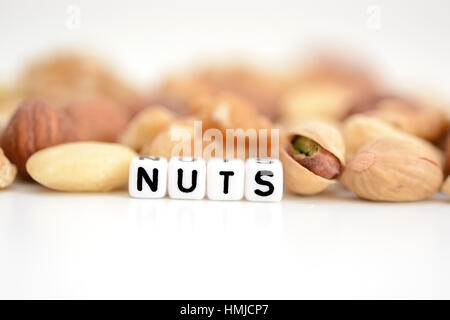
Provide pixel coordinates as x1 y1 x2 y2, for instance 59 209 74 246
26 142 136 192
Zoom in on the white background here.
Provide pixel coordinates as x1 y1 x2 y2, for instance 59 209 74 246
1 0 450 299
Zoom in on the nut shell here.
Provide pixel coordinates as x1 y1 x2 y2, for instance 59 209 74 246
341 138 443 202
280 121 345 195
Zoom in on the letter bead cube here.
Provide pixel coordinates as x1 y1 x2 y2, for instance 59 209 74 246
168 157 206 200
207 158 245 201
245 158 283 202
129 156 168 198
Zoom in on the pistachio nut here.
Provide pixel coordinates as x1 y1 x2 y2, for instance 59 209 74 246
341 137 443 202
280 121 345 195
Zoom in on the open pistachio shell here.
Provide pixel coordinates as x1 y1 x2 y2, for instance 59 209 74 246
280 121 345 195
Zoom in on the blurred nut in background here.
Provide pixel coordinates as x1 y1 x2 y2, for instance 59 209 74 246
0 84 24 136
148 65 285 121
193 65 285 121
280 54 379 125
140 119 196 159
148 74 210 116
344 94 449 142
290 53 379 93
63 97 129 142
281 81 362 125
446 131 450 173
19 52 142 110
0 147 17 189
341 138 443 202
191 93 270 131
118 106 175 151
280 121 345 195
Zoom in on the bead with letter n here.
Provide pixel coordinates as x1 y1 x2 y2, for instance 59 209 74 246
128 156 167 198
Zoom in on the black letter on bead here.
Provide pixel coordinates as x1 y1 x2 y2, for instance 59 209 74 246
137 167 158 192
219 171 235 194
177 168 198 193
254 170 274 196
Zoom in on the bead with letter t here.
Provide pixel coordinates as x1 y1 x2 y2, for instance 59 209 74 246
168 157 206 200
129 156 167 198
207 158 245 201
245 158 283 202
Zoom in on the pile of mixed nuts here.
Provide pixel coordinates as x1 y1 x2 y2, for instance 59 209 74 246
0 52 449 202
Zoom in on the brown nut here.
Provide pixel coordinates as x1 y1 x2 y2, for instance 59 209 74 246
0 147 17 189
341 137 443 202
344 95 448 142
19 52 140 108
63 97 129 142
280 121 345 195
342 115 444 166
193 65 284 121
190 93 265 130
118 106 175 150
1 99 77 175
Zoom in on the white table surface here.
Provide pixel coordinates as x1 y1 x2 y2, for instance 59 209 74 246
1 181 449 299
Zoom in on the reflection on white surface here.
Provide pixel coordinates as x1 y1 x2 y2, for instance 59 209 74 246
0 182 449 299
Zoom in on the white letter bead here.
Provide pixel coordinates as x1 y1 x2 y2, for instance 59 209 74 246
168 157 206 200
129 156 168 198
207 158 245 201
245 158 283 202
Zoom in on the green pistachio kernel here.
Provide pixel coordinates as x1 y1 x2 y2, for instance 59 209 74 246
292 136 319 156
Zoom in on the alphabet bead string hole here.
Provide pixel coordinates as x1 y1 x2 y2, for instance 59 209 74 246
128 156 283 202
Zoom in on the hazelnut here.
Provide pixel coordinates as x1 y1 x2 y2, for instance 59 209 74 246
1 99 77 175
